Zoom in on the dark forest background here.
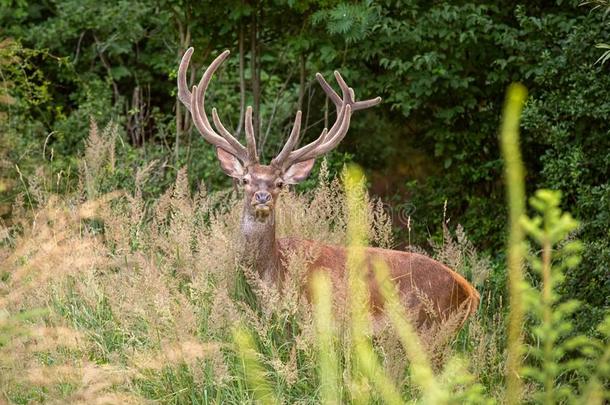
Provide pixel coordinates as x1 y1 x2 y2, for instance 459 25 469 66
1 0 608 331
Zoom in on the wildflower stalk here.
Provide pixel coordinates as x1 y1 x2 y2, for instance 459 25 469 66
499 83 528 404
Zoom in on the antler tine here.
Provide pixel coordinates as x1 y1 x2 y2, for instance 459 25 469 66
333 71 354 103
245 106 258 163
297 105 352 161
283 128 328 166
317 71 382 111
284 76 351 162
274 70 380 168
354 95 382 110
273 109 341 169
178 48 258 164
277 103 348 170
315 72 342 108
191 85 238 155
271 78 348 167
271 111 302 167
177 47 195 111
211 108 248 157
192 50 235 145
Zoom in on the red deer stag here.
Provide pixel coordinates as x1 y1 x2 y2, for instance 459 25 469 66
178 48 479 328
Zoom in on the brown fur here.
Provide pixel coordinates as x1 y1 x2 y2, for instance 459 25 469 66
278 237 480 327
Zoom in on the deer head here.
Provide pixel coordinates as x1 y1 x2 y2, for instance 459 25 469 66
177 48 381 222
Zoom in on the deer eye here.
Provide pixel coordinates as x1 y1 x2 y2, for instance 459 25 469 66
275 180 284 188
241 178 249 185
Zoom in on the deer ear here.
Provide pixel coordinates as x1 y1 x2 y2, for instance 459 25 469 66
283 159 315 184
216 147 245 178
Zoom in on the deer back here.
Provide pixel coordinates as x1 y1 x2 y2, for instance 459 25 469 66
278 237 480 327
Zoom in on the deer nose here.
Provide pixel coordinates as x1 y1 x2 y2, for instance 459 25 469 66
255 191 272 204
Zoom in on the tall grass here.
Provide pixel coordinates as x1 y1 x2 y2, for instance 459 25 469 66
500 83 528 405
1 87 608 403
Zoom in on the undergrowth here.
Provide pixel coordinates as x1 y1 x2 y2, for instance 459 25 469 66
0 87 608 404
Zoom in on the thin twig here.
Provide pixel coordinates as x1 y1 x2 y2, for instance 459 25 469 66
260 69 295 154
236 20 245 136
42 131 55 160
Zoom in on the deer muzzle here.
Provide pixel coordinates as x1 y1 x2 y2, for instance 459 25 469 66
252 191 273 220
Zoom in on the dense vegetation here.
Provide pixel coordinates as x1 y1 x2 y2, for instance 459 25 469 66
1 1 608 328
0 1 609 402
0 98 608 402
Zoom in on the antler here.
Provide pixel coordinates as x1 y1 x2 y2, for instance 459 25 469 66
271 71 381 170
178 47 258 165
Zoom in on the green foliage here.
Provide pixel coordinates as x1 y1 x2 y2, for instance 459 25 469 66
0 0 608 336
317 1 610 330
516 189 610 403
499 85 610 404
312 2 380 44
0 90 609 402
0 308 48 347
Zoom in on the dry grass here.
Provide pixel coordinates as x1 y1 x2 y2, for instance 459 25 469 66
0 122 490 404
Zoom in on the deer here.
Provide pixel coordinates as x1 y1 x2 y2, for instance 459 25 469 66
177 47 480 329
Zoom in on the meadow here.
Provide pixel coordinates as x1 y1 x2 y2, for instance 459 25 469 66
1 86 608 404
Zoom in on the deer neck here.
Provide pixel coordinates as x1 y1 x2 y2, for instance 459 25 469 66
240 205 281 283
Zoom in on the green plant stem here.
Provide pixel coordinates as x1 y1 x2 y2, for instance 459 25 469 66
232 327 278 405
374 261 444 404
311 272 341 404
500 83 528 405
344 165 403 404
15 164 34 211
542 237 554 404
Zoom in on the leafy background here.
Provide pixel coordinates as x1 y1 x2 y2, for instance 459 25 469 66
1 0 608 332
